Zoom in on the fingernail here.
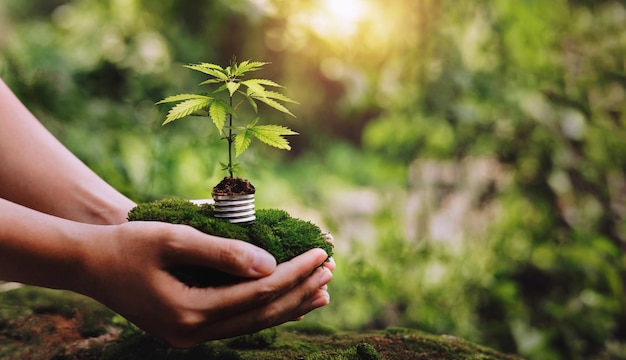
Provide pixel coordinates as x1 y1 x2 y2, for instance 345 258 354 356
318 267 333 286
252 248 276 275
326 257 336 270
312 290 330 308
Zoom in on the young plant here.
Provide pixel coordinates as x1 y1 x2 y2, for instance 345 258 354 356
156 60 298 178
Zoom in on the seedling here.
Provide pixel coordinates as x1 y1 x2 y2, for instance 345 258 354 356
156 60 298 178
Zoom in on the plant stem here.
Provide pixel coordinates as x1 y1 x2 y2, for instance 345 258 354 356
228 94 234 178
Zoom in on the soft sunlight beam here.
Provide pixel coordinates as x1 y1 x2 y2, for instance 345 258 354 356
309 0 371 39
326 0 368 25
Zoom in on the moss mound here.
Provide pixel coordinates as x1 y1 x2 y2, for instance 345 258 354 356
127 198 333 287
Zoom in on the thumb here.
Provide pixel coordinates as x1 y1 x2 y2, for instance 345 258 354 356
167 226 277 278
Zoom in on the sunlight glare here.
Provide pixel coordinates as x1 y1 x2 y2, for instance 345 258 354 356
326 0 367 25
309 0 370 39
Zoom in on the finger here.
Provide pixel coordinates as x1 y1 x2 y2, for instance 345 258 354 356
161 224 277 278
186 248 329 319
324 257 336 272
193 266 332 342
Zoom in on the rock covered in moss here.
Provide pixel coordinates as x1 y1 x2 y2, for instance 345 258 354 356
127 198 333 287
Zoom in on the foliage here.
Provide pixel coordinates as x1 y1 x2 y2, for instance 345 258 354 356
346 2 626 359
157 60 298 177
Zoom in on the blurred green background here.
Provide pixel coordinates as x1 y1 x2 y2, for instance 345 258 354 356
1 0 625 359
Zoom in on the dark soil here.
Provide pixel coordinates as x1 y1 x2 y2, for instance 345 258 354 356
212 177 255 196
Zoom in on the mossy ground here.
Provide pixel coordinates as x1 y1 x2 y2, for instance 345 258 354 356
0 285 523 360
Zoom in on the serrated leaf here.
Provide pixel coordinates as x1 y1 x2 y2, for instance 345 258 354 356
226 81 241 97
241 80 266 97
236 61 268 75
211 83 228 94
199 78 223 85
247 96 258 113
232 60 248 76
198 62 223 70
248 125 299 150
184 62 223 73
162 96 213 125
252 95 295 117
209 100 229 132
185 63 228 81
234 130 253 157
156 94 209 105
264 90 298 104
246 79 283 88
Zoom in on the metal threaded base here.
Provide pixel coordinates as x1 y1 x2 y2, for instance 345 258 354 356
212 193 256 223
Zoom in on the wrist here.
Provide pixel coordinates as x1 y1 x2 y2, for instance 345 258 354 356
68 224 120 300
0 199 101 292
77 194 136 225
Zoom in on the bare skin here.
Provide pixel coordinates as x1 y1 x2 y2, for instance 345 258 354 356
0 79 334 348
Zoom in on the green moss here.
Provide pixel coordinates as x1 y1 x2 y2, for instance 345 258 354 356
355 343 382 360
303 342 381 360
127 198 334 287
281 321 338 336
227 328 277 349
385 328 520 360
96 330 241 360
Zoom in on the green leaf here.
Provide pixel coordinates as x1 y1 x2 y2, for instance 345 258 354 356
184 63 228 81
234 130 254 157
199 78 223 85
247 96 258 113
252 95 296 117
264 90 298 104
196 62 223 70
236 61 268 75
226 81 241 97
209 100 230 132
241 80 266 97
248 125 299 150
211 83 228 94
247 79 283 88
162 96 213 125
156 94 209 105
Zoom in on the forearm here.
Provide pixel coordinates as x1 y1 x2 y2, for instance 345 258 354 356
0 79 135 224
0 197 97 291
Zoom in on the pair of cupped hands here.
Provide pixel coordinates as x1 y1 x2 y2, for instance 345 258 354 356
84 220 335 349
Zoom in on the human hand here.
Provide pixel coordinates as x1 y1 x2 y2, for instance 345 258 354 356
78 221 333 348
